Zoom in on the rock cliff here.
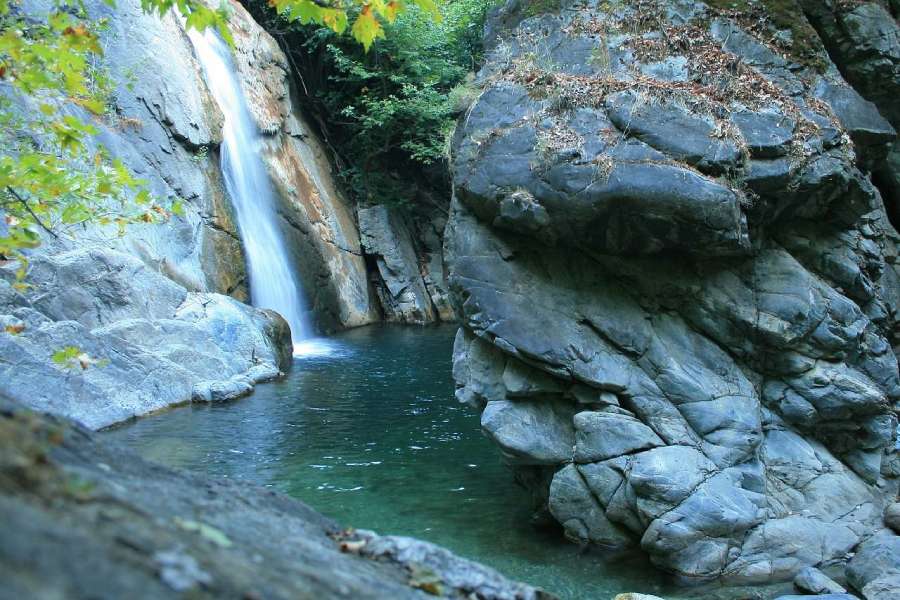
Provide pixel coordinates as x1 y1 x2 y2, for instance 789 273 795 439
359 203 455 324
447 0 900 588
0 0 388 428
224 0 381 331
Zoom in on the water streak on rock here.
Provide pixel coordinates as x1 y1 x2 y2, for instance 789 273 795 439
189 29 310 346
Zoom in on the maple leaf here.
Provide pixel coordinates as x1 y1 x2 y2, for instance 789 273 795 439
351 5 385 52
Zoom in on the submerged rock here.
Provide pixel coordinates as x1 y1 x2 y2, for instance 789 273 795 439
0 399 550 600
447 0 900 585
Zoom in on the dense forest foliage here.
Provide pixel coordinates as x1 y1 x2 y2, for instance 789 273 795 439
245 0 496 208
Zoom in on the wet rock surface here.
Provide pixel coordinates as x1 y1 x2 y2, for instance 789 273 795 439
447 0 900 586
223 0 380 332
0 400 549 600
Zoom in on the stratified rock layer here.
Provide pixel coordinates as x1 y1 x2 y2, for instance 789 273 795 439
358 204 453 324
447 0 900 585
224 0 380 331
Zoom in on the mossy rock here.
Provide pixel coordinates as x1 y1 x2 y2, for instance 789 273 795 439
704 0 831 71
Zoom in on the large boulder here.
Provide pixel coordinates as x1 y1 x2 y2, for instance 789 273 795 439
0 249 291 429
447 0 900 585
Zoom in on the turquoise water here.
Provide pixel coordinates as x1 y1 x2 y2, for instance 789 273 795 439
104 325 753 600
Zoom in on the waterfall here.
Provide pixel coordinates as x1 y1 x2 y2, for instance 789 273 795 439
188 29 312 350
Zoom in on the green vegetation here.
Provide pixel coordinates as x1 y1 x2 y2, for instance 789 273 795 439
252 0 496 206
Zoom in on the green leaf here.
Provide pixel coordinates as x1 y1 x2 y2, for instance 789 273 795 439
351 7 384 52
412 0 441 21
51 346 81 366
60 203 91 224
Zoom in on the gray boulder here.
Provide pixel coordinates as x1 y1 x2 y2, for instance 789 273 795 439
847 531 900 594
0 249 291 430
886 503 900 533
860 574 900 600
794 567 847 595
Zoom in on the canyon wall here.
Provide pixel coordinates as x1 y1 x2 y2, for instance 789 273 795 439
447 0 900 592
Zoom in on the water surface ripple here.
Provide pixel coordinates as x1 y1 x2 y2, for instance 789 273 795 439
106 325 753 600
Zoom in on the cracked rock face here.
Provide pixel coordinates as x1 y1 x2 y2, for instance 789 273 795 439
0 249 292 430
447 0 900 584
358 204 454 324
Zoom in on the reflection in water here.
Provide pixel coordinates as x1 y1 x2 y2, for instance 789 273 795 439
107 325 733 600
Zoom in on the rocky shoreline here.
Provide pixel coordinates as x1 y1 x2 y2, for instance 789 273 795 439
2 0 900 597
0 399 550 600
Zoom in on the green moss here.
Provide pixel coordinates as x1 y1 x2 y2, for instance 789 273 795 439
704 0 830 72
523 0 563 18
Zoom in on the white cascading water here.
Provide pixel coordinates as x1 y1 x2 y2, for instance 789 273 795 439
188 30 317 354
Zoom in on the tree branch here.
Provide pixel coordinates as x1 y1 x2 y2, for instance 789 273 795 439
5 187 58 238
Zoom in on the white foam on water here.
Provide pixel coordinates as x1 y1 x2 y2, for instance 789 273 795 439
292 338 347 359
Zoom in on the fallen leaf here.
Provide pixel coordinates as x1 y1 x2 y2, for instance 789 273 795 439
174 518 233 548
4 323 25 335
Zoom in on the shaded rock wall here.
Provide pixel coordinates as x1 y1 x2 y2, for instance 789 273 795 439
800 0 900 236
447 0 900 586
358 204 454 324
